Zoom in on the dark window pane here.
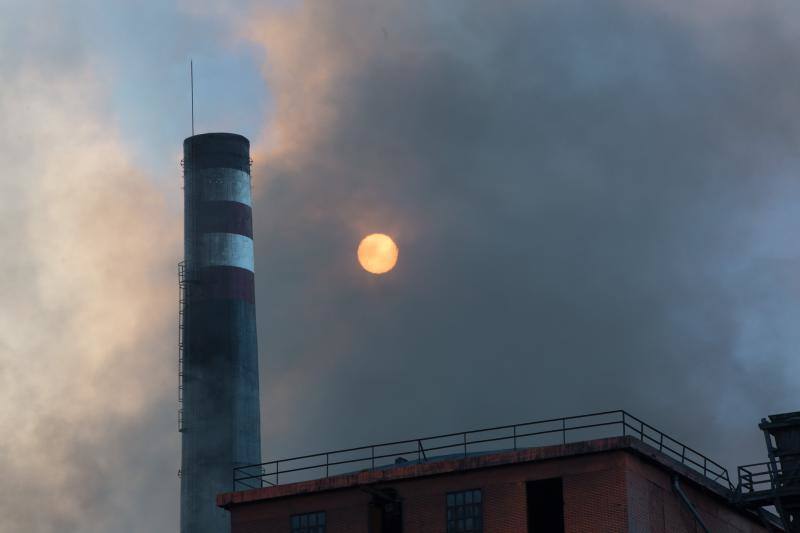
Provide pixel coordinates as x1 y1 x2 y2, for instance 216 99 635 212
446 490 482 533
292 511 326 533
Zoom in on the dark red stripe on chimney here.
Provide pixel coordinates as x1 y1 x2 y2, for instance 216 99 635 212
196 201 253 239
190 266 255 303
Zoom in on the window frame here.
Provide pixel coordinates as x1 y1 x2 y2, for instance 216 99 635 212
290 510 327 533
445 488 483 533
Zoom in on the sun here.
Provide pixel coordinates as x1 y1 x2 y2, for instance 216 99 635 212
357 233 399 274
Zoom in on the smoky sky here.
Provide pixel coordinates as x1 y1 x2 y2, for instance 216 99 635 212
2 0 800 532
252 0 800 473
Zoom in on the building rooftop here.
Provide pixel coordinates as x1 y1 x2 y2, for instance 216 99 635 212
220 410 736 503
219 410 787 532
218 435 734 508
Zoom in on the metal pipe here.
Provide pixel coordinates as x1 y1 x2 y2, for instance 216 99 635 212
671 476 710 533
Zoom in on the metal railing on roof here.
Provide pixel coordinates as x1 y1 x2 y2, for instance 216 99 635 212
233 410 732 491
737 456 800 496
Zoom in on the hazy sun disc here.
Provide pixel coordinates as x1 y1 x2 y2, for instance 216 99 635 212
358 233 399 274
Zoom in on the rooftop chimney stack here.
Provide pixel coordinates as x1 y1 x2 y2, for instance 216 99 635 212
180 133 261 533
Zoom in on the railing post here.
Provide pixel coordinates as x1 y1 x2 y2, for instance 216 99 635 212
326 453 329 477
640 420 644 440
562 418 566 445
464 433 467 457
622 412 626 436
417 439 427 463
276 461 279 485
371 447 375 470
513 426 517 451
659 433 664 452
703 457 707 477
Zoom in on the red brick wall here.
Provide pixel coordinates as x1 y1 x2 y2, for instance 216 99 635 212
231 489 370 533
228 449 771 533
625 454 770 533
563 459 628 532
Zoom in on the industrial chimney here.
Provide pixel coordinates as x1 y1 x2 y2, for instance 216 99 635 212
180 133 261 533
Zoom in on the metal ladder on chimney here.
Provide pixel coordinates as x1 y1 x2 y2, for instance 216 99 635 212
178 261 186 433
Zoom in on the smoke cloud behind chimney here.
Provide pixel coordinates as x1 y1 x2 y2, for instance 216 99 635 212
1 0 800 531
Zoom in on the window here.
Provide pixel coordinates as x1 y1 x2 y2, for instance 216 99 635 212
526 478 564 533
446 489 483 532
369 489 402 533
291 511 326 533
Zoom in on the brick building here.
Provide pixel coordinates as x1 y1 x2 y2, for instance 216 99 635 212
217 412 782 533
